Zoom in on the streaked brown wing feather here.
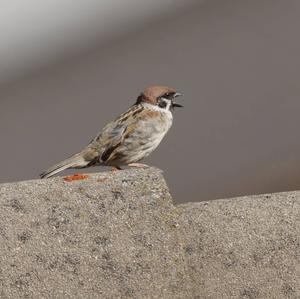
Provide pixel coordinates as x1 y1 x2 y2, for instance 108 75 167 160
100 107 161 163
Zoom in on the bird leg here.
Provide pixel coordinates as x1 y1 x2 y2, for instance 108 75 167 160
111 166 122 172
128 163 149 168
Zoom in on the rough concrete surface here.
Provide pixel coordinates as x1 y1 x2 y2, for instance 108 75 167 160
0 167 299 298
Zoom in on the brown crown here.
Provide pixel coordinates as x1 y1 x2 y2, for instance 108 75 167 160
136 85 177 105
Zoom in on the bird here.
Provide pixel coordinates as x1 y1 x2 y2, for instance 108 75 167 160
40 85 183 179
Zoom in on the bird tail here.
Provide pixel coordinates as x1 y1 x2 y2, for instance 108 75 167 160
40 153 89 179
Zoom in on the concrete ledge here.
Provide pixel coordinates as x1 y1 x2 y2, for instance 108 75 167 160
179 192 300 298
0 168 299 298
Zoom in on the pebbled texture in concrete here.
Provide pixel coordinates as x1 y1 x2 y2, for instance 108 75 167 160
0 167 299 298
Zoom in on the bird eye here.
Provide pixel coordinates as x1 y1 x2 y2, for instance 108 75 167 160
163 92 174 100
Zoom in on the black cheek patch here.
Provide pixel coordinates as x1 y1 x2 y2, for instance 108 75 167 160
158 100 167 108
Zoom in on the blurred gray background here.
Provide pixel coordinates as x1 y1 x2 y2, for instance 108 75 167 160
1 0 300 202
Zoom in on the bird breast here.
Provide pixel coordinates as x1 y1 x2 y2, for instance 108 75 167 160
102 107 172 166
124 109 172 161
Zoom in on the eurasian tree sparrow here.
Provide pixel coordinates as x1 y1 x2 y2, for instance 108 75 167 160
40 85 183 178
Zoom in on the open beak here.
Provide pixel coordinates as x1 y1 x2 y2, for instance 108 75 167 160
172 92 183 108
174 92 183 98
172 102 183 108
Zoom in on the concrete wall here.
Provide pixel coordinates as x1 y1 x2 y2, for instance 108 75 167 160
0 168 299 298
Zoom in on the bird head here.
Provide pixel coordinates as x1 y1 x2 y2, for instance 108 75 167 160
136 85 183 111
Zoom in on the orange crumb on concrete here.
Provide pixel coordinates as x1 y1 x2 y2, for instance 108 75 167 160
63 174 89 182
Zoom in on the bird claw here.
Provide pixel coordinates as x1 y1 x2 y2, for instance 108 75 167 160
128 163 149 168
111 166 122 172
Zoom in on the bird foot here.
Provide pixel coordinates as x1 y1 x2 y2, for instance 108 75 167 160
128 163 149 168
111 166 122 172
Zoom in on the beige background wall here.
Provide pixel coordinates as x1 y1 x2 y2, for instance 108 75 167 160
1 0 300 202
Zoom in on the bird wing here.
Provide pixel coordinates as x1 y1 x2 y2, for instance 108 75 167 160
95 105 144 163
100 124 127 162
90 105 162 164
